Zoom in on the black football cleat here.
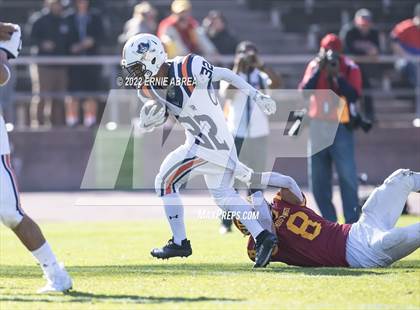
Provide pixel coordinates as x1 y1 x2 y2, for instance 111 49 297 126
253 230 277 268
151 238 192 259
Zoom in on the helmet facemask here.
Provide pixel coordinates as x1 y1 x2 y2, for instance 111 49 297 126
123 61 152 85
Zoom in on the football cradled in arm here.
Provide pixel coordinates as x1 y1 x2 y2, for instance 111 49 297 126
139 100 168 132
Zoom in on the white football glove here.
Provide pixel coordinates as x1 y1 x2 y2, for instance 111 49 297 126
139 100 167 132
259 172 304 203
0 23 22 59
253 91 276 115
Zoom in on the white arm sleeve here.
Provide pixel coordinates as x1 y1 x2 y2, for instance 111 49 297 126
260 172 304 202
212 67 257 97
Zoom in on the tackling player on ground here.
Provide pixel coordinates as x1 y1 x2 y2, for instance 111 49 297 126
235 169 420 268
0 22 72 293
121 33 303 267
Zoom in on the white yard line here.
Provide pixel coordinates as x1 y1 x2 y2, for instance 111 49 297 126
18 187 419 222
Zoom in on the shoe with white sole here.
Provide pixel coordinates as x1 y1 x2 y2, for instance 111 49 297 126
37 263 73 294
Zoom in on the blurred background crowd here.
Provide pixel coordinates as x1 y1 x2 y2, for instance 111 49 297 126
0 0 418 129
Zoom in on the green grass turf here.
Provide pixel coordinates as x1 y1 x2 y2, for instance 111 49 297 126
1 216 419 310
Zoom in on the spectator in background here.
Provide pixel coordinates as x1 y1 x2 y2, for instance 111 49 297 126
340 8 379 122
391 3 420 89
27 0 70 127
119 1 158 45
219 41 276 233
202 10 238 55
299 34 363 224
66 0 104 127
157 0 216 58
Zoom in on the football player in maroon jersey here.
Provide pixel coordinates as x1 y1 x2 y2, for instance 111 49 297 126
235 169 420 268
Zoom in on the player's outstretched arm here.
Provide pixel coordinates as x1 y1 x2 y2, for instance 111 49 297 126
251 172 304 203
213 67 256 96
212 67 276 115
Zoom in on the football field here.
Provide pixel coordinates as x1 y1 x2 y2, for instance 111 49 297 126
1 212 419 309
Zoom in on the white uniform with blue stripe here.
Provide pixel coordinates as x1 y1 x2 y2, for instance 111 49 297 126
137 54 252 196
0 114 24 228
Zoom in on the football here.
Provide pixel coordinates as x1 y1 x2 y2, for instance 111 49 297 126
141 100 168 128
143 100 167 118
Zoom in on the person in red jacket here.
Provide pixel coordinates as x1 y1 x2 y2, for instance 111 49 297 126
390 3 420 88
299 33 370 225
235 169 420 268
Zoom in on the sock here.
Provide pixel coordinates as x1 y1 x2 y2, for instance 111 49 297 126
211 188 264 239
228 201 264 239
162 193 186 245
31 242 58 275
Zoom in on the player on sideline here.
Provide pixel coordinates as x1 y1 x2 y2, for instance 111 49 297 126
234 169 420 268
0 22 72 293
121 33 303 267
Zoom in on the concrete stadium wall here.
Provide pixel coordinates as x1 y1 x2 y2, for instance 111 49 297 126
9 126 420 191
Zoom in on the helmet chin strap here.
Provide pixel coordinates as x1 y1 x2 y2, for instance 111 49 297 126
153 62 169 80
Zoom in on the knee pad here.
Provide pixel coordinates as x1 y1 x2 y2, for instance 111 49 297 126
0 207 23 229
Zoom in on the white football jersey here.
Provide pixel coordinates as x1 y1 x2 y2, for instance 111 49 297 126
0 115 10 155
138 54 237 168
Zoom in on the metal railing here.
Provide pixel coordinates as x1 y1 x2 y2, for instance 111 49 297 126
8 54 420 120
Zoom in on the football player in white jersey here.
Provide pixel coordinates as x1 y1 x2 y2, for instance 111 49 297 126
0 22 72 293
122 33 303 267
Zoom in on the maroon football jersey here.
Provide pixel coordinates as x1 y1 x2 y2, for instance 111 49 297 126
247 192 352 267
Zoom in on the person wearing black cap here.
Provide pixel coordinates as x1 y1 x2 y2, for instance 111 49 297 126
340 8 380 122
